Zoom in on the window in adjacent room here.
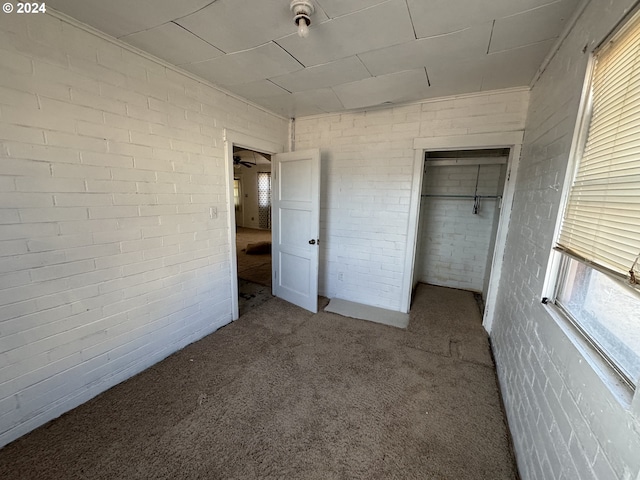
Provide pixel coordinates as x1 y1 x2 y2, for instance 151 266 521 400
234 178 242 212
257 172 272 229
548 9 640 388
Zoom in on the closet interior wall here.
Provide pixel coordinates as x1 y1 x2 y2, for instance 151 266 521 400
415 150 508 299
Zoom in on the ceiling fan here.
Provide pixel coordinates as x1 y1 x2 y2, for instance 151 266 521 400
233 155 256 168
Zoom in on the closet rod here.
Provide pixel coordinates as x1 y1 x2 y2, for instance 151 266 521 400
421 194 502 199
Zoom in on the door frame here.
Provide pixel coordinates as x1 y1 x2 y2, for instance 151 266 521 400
402 131 524 333
224 129 283 321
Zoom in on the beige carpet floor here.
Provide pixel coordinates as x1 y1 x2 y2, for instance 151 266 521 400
236 227 271 287
0 284 518 479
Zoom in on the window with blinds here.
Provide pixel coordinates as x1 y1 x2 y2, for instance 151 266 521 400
556 12 640 287
551 10 640 388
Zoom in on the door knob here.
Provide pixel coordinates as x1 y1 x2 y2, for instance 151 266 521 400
308 239 316 245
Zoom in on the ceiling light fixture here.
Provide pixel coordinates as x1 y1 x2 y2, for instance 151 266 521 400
290 0 314 38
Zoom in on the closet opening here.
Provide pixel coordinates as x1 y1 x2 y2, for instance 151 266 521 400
414 148 509 311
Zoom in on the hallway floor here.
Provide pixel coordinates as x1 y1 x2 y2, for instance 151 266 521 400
236 227 271 287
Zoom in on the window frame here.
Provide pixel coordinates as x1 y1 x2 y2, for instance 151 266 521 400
552 254 640 388
543 8 640 395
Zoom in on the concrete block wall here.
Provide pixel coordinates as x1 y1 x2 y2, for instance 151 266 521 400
416 163 504 293
490 0 640 478
0 12 287 447
294 89 528 311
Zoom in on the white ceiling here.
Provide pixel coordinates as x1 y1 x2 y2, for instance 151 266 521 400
48 0 582 117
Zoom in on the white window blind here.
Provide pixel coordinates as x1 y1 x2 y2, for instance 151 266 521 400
557 13 640 286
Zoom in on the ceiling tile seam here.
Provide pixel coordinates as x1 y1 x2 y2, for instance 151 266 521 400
313 1 329 20
329 87 346 111
271 65 405 96
297 86 530 121
404 0 418 40
355 54 374 77
266 79 293 95
487 20 496 55
273 55 367 73
218 40 283 58
45 8 289 121
270 0 396 32
116 0 221 38
118 21 165 39
171 0 220 23
355 27 470 70
277 10 416 67
418 26 472 41
372 68 427 79
489 37 560 56
171 21 229 56
498 0 566 20
272 40 307 69
316 0 395 21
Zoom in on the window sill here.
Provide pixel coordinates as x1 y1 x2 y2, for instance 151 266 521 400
542 301 635 411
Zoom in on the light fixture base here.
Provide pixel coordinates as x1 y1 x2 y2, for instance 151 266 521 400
290 0 315 16
290 0 314 29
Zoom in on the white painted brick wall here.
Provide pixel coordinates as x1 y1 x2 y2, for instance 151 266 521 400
416 163 504 292
295 90 528 311
490 1 640 479
0 12 287 447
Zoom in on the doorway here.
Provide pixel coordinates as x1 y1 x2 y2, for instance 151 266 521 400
223 129 283 321
233 147 273 316
414 149 508 309
225 130 321 318
403 131 524 331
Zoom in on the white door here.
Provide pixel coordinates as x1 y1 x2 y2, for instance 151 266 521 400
272 149 320 313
